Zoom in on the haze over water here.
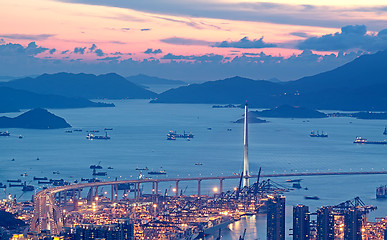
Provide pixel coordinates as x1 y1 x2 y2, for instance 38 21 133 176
1 100 386 239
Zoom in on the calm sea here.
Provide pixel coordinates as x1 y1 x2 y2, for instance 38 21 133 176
1 99 386 239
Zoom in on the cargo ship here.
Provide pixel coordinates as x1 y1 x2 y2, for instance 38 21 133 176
148 168 167 175
376 185 387 198
353 137 387 144
167 130 194 139
0 131 10 136
86 132 110 140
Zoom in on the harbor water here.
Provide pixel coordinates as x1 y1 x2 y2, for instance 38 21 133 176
1 99 387 239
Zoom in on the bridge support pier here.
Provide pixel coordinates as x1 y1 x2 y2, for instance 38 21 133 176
111 185 114 202
220 179 224 194
198 180 201 198
115 184 118 201
175 181 179 197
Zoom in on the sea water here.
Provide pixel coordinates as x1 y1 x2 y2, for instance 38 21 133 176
1 99 386 239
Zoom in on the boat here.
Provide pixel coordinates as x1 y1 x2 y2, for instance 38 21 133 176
384 127 387 135
195 163 203 166
53 171 60 174
376 185 387 198
286 179 303 183
65 130 72 133
7 179 21 183
92 169 107 176
18 135 23 139
33 177 48 181
11 158 15 161
38 181 52 184
167 130 194 139
22 184 34 192
310 130 328 137
86 132 110 140
148 168 167 175
90 163 103 169
304 196 320 200
87 130 100 133
104 128 113 130
136 167 149 171
9 183 23 187
354 136 387 144
107 166 113 169
73 129 82 132
0 131 10 136
0 183 6 189
20 172 28 177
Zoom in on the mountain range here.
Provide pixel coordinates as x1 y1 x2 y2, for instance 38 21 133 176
151 49 387 111
1 72 156 99
0 87 113 113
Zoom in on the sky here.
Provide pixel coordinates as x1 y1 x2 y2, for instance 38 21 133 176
1 0 387 81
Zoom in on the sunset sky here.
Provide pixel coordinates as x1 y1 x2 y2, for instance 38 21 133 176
1 0 387 81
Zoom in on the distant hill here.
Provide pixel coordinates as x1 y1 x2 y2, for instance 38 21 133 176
1 72 157 99
0 108 70 129
127 74 185 86
152 50 387 110
250 105 327 118
150 76 284 106
0 87 113 113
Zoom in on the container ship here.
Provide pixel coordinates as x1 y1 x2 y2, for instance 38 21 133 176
354 137 387 144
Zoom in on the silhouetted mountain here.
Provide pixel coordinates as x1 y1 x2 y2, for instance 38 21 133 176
2 72 156 99
0 108 71 129
151 76 284 106
127 74 185 85
152 50 387 110
250 105 327 118
0 87 113 113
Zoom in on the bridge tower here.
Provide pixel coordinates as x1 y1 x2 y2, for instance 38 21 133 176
243 103 250 187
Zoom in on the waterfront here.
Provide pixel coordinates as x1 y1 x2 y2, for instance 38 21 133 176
1 99 387 239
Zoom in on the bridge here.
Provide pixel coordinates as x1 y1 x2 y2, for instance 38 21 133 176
30 170 387 235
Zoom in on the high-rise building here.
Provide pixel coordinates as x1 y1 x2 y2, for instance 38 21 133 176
293 204 310 240
344 208 362 240
267 195 286 240
316 207 334 240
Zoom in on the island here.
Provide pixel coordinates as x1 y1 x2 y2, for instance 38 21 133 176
250 105 327 118
0 108 71 129
234 114 268 124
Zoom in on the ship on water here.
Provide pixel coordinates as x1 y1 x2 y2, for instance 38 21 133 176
86 132 110 140
148 168 167 175
376 185 387 198
310 130 328 138
0 131 10 136
167 130 194 140
354 136 387 144
383 126 387 135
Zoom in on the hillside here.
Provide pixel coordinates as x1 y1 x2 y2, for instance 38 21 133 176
152 50 387 110
2 72 157 99
150 76 284 106
0 108 71 129
0 87 113 113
